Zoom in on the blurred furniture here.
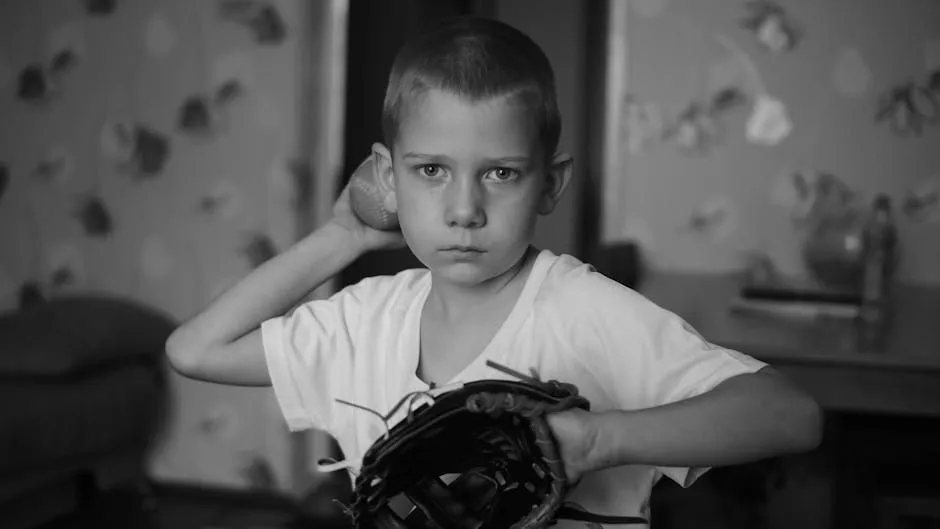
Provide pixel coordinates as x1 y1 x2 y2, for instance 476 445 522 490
640 272 940 417
0 295 175 529
878 493 940 529
641 272 940 529
592 242 642 289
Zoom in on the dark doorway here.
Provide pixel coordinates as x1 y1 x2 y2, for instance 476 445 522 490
338 0 496 290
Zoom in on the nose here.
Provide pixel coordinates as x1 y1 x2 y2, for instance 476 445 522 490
444 175 486 229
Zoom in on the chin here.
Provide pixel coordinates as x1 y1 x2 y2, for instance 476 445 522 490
435 253 529 286
431 262 497 285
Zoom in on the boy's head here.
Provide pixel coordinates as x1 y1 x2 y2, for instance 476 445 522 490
381 16 561 161
371 17 573 287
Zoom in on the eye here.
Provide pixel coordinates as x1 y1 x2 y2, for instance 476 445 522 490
485 167 520 182
418 164 443 178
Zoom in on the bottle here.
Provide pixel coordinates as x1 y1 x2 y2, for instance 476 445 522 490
858 194 898 352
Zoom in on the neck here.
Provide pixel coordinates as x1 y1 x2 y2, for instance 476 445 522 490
427 246 537 322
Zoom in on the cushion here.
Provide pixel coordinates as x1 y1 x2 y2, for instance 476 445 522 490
0 295 176 378
0 361 162 475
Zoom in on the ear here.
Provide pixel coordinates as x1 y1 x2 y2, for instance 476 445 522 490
538 152 573 215
371 142 398 213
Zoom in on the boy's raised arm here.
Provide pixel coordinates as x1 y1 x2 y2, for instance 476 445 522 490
165 184 403 387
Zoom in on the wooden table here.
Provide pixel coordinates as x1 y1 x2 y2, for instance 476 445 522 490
640 272 940 418
641 272 940 527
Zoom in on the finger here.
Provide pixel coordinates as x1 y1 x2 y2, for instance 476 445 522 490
379 233 406 249
336 182 351 203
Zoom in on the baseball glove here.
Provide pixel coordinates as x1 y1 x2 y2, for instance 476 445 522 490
320 360 649 528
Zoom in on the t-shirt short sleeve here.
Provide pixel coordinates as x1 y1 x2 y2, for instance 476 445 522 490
568 269 767 488
261 278 378 435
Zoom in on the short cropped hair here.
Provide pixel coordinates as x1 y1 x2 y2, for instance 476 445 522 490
381 16 561 159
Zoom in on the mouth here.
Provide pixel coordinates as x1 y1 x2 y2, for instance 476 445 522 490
440 246 485 258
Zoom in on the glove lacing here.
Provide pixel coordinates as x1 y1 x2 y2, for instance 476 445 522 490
315 359 550 476
316 385 460 476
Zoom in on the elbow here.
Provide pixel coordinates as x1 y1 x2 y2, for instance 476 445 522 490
164 328 205 378
789 393 825 453
758 367 824 453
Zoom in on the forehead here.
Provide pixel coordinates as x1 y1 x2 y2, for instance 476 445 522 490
395 89 539 158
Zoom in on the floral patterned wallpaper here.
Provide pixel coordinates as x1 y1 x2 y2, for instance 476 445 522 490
613 0 940 286
0 0 330 491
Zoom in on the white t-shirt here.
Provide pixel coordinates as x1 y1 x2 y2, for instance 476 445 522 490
261 249 766 525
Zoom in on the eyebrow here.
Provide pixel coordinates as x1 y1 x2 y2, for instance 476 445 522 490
484 156 532 165
402 153 450 162
402 153 532 165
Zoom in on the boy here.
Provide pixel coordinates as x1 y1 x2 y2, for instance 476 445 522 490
167 16 822 525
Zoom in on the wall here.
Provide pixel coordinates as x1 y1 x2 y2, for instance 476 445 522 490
0 0 330 491
611 0 940 286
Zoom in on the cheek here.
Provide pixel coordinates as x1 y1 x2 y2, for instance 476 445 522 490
494 184 543 221
395 180 428 214
394 184 435 239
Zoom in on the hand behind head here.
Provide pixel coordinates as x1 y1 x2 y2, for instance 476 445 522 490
331 182 406 252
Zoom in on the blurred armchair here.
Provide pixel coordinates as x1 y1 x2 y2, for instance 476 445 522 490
0 294 175 528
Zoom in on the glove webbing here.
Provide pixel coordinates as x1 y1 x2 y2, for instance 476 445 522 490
473 362 651 526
